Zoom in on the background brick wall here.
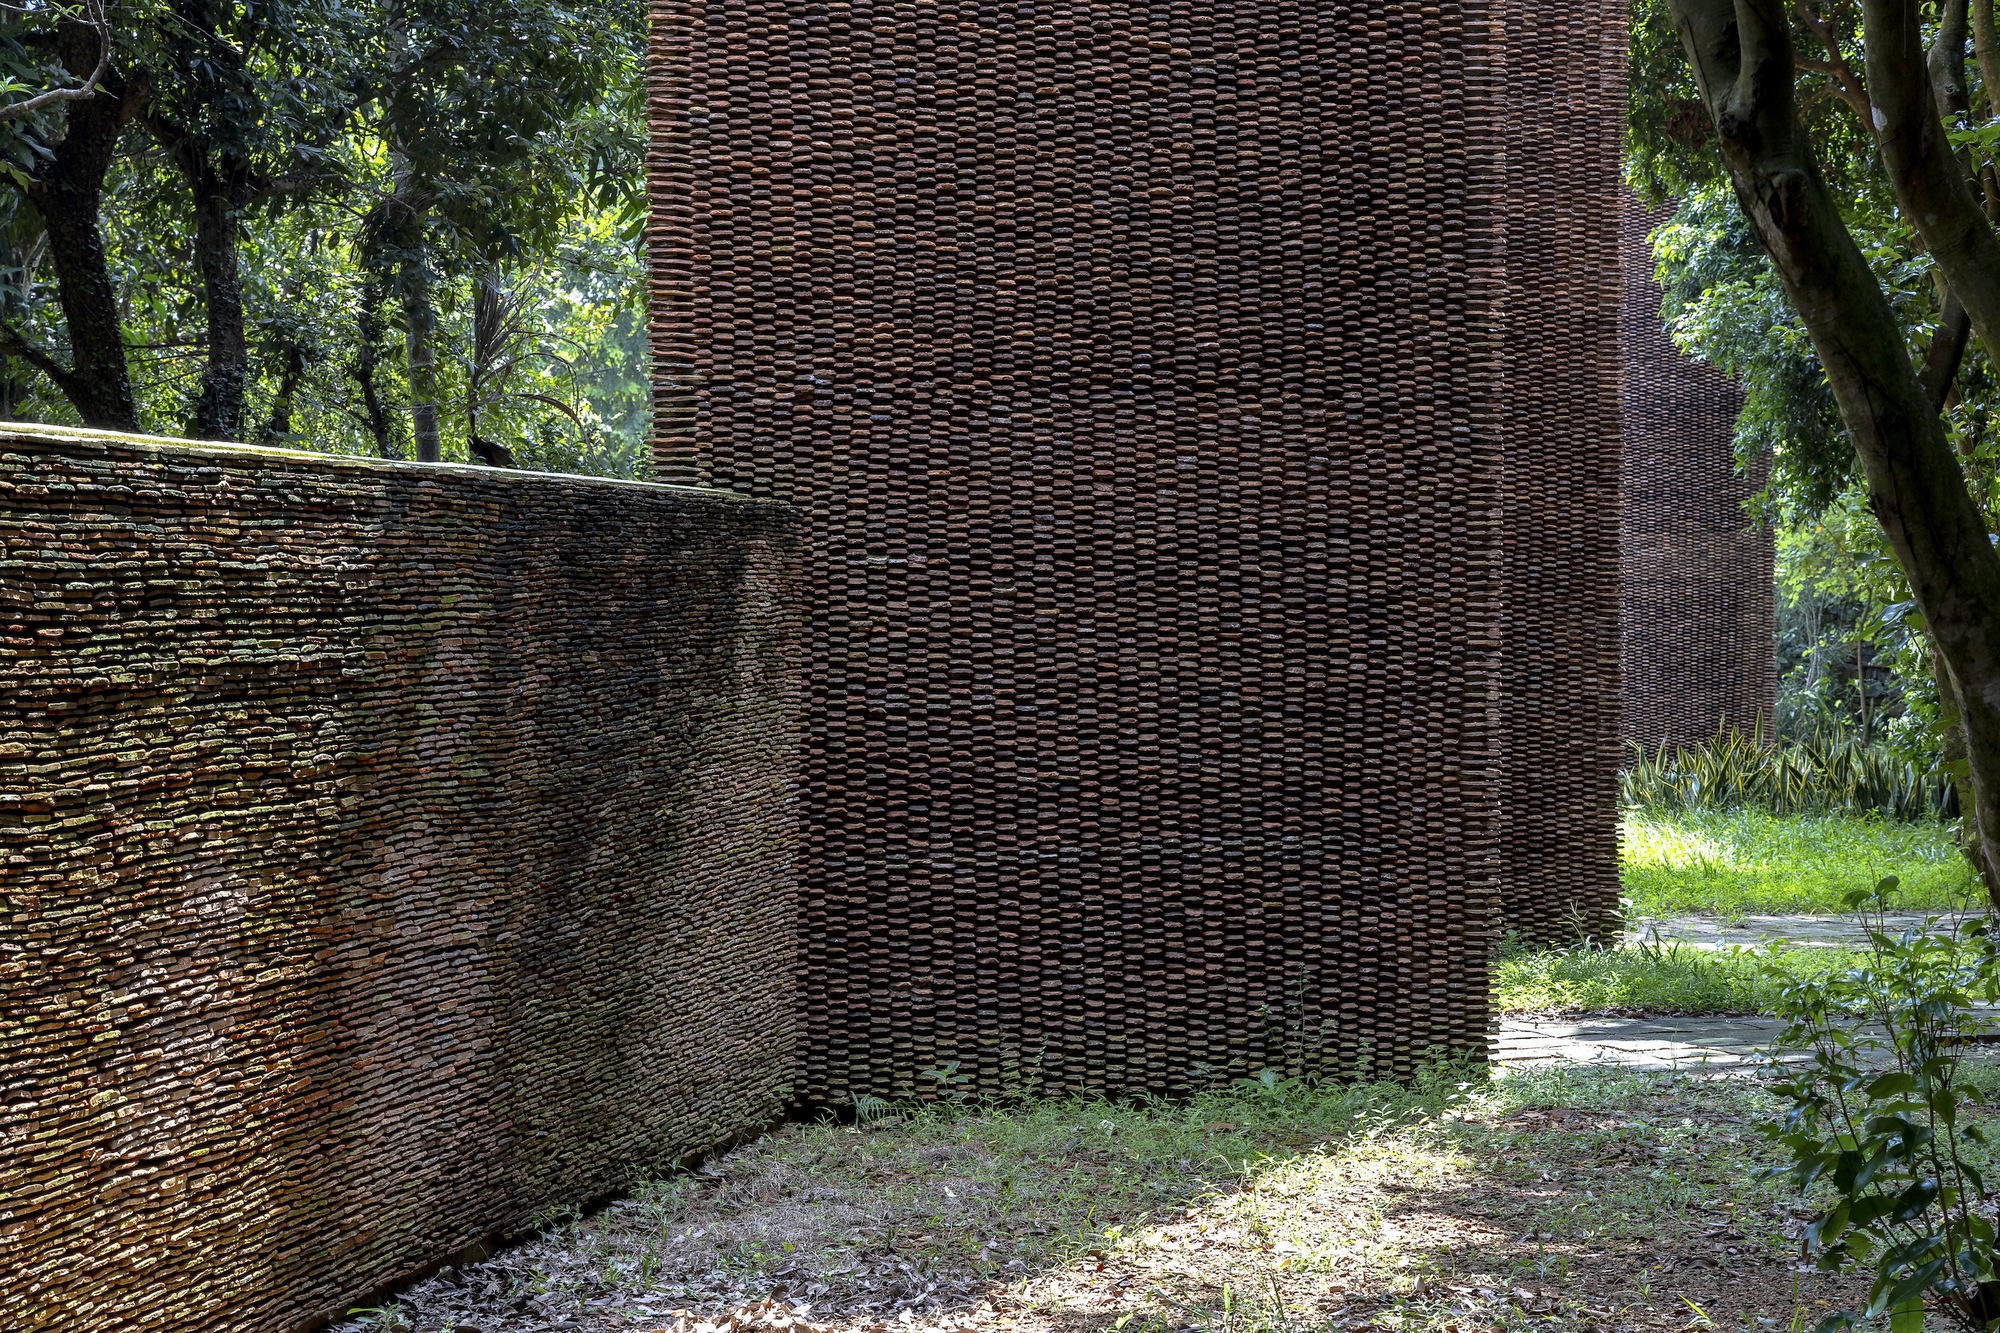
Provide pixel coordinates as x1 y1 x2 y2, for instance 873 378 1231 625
0 426 798 1332
1620 197 1776 750
648 0 1540 1100
1495 2 1628 946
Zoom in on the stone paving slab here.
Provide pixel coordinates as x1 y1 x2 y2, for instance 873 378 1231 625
1495 911 2000 1074
1495 1015 1798 1074
1628 911 1975 951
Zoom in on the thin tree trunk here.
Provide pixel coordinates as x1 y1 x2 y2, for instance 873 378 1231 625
16 20 138 429
262 340 305 443
188 159 251 440
403 246 440 463
351 203 399 459
1668 0 2000 904
1857 637 1872 743
353 280 395 459
1933 643 1980 847
1975 0 2000 116
0 228 46 418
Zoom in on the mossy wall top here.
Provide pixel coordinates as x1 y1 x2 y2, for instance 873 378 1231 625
0 427 798 1332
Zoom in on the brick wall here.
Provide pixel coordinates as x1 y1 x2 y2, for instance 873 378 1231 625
1495 2 1628 946
1620 197 1776 749
647 0 1539 1098
0 426 798 1332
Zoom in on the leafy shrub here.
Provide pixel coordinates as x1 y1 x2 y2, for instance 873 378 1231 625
1761 879 2000 1330
1623 719 1958 821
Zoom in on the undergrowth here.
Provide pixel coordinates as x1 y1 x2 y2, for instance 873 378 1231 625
1621 721 1956 820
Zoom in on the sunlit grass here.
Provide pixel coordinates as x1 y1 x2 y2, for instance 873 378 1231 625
1492 941 1855 1015
1620 805 1977 918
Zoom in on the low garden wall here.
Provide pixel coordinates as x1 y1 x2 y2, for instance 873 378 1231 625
0 426 798 1331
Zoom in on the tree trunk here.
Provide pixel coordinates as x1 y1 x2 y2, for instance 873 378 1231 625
1933 643 1981 855
20 21 138 429
403 246 440 463
1975 0 2000 118
187 159 251 440
1668 0 2000 904
352 206 399 459
262 340 305 443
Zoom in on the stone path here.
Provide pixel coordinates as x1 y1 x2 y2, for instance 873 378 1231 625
1628 910 1973 951
1494 1014 1794 1073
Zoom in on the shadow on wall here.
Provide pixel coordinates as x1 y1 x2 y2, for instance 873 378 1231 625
0 425 799 1333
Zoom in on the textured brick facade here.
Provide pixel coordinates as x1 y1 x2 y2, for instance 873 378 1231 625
648 0 1623 1096
1496 3 1628 946
0 426 798 1332
1620 197 1776 750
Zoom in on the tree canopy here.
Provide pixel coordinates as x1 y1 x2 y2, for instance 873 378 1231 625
1632 0 2000 754
0 0 649 475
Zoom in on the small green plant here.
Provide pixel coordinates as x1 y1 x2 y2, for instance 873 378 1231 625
1760 877 2000 1330
340 1310 412 1332
850 1091 899 1124
917 1061 973 1102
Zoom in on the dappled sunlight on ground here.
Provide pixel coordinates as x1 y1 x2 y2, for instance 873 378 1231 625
342 1070 1866 1333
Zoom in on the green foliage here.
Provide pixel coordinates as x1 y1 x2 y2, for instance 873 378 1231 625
1622 722 1959 822
1622 806 1977 918
1773 495 1940 754
0 0 651 473
1652 187 1856 515
1629 3 2000 759
1762 881 2000 1331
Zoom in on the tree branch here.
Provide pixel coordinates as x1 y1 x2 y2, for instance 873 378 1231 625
1796 0 1876 126
1862 0 2000 368
0 320 78 400
1924 289 1973 414
0 0 110 122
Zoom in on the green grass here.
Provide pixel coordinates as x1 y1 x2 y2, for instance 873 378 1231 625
1492 807 1982 1017
348 1065 1871 1331
1620 805 1977 918
1492 940 1855 1016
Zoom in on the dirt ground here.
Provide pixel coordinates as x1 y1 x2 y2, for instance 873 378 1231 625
338 1067 1868 1333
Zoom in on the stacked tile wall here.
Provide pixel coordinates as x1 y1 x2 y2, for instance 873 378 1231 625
0 426 798 1331
1620 197 1776 750
1496 2 1628 946
644 0 1627 1100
